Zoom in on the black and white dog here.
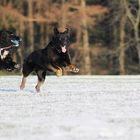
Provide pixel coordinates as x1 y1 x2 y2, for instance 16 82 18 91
0 29 21 71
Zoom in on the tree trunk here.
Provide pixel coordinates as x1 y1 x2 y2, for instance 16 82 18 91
18 20 24 65
113 24 118 48
40 23 46 49
61 0 66 29
80 0 91 75
134 26 140 65
76 26 81 47
2 0 7 28
28 0 34 53
119 15 126 75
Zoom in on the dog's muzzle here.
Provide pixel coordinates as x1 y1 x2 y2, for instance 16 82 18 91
11 37 21 47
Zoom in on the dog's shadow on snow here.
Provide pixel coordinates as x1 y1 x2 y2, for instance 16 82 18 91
0 88 17 92
0 88 35 94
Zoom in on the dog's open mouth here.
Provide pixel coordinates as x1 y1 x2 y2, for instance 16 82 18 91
61 46 67 53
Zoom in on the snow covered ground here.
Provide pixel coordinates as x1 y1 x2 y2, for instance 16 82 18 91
0 75 140 140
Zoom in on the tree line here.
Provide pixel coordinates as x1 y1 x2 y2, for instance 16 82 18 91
0 0 140 75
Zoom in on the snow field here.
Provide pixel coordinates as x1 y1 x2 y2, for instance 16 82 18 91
0 76 140 140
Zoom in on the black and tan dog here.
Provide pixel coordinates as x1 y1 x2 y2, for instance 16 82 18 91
20 28 79 92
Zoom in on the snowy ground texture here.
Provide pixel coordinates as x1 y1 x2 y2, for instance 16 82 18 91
0 76 140 140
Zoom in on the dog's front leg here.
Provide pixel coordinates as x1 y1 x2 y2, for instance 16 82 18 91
48 64 63 77
63 53 79 73
55 67 63 76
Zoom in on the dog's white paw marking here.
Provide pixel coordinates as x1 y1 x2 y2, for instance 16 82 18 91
71 67 79 73
14 64 20 69
74 68 79 73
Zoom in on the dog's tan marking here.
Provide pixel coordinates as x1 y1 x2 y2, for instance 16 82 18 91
48 64 63 76
56 68 62 77
20 76 26 90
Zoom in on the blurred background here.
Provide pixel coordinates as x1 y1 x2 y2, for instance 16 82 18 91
0 0 139 75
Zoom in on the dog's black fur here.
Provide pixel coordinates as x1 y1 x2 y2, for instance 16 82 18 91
20 27 79 92
0 29 21 71
0 55 19 71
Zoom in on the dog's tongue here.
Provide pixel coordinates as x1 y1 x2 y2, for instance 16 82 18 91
61 46 66 53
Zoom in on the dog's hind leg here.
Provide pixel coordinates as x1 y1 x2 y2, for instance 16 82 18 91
20 76 27 90
35 70 46 92
20 63 33 90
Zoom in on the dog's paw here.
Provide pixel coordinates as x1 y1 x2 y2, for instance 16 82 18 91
35 85 40 93
20 84 25 90
6 68 13 72
14 64 20 70
71 67 79 73
66 65 79 73
56 69 63 77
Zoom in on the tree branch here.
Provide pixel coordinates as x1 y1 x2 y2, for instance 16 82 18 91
123 0 136 27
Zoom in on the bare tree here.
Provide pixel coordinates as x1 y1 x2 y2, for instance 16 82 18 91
108 0 131 74
61 0 66 29
123 0 140 64
119 14 127 75
80 0 91 75
28 0 34 53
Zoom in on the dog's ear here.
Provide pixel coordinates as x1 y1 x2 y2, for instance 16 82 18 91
54 27 59 35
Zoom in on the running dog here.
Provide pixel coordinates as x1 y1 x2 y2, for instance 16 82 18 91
20 27 79 92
